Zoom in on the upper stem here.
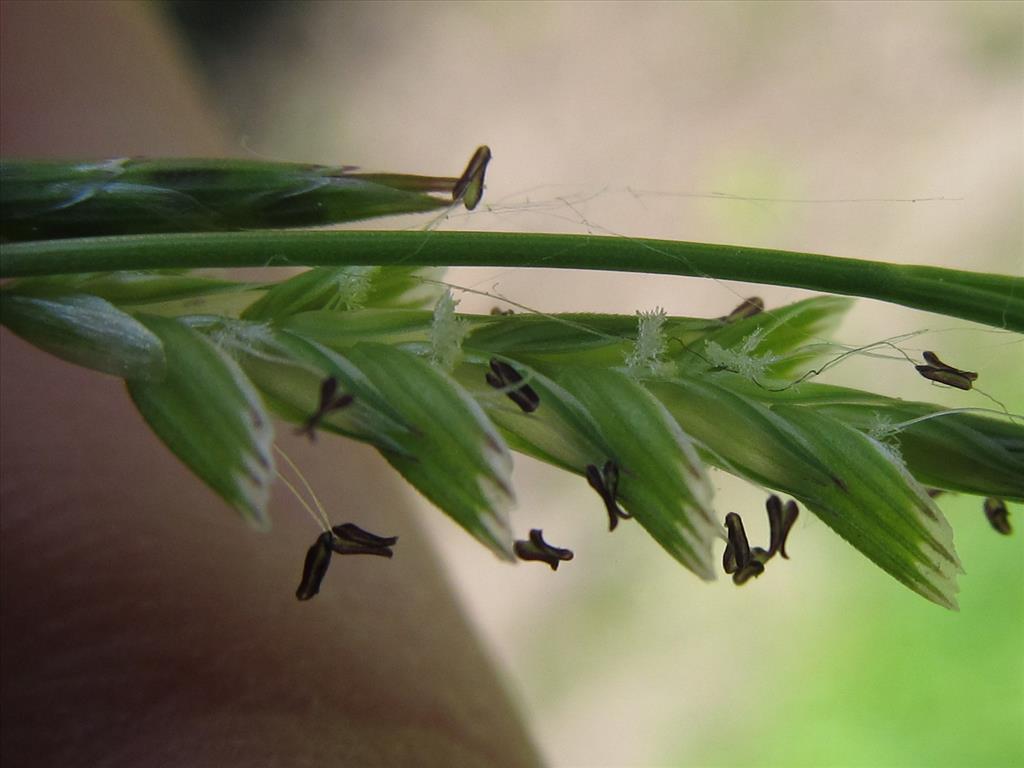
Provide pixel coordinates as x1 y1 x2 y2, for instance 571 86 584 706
2 230 1021 331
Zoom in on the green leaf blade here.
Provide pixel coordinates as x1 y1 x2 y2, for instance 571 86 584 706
1 292 166 380
716 376 1024 502
647 376 843 493
231 323 515 558
556 367 719 580
653 373 960 608
772 404 962 610
127 315 275 528
240 266 446 321
342 343 516 559
454 357 607 474
682 295 854 380
0 158 454 241
813 402 1024 502
5 270 254 307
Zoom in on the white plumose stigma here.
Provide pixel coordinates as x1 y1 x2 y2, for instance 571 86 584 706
705 328 780 380
625 307 669 376
866 412 912 466
325 266 374 310
429 289 469 371
867 412 900 443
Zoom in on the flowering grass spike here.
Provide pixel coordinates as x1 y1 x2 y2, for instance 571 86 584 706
1 149 1021 610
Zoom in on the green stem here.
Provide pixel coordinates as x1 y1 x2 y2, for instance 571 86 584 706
2 230 1021 331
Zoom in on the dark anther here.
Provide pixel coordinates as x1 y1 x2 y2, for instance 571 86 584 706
722 512 750 574
452 145 492 210
914 351 978 391
984 498 1012 536
719 296 764 323
296 531 335 601
514 529 575 570
296 523 398 600
586 460 632 531
723 496 799 587
485 358 540 413
732 559 765 585
296 376 355 441
490 306 515 316
723 512 764 585
330 522 399 556
766 495 799 559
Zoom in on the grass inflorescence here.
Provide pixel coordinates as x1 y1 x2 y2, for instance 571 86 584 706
1 149 1021 609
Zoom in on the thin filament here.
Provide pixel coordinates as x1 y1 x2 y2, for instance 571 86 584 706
274 444 331 531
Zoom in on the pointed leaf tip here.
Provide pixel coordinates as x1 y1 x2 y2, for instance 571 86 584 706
556 367 719 579
341 342 516 558
773 405 962 610
1 293 166 380
127 315 275 528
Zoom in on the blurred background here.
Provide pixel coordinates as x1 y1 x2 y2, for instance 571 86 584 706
7 1 1024 766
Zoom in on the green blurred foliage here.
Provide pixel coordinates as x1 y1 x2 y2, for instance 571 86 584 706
955 2 1024 77
679 491 1024 768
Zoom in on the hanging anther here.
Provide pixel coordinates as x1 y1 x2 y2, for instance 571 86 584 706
723 512 764 585
296 376 355 441
914 351 978 391
330 522 399 556
452 145 492 211
296 531 336 601
485 358 541 413
586 460 632 531
984 498 1012 535
514 529 575 570
719 296 765 323
732 560 766 585
296 523 398 601
722 512 746 574
722 496 799 586
490 306 515 316
765 495 799 559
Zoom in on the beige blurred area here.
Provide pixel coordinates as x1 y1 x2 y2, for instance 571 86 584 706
3 2 1023 767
